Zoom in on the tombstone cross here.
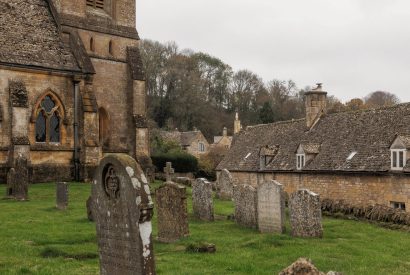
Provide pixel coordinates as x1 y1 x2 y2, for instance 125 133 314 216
163 162 175 183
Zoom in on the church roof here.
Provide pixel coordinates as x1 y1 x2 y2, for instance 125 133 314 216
0 0 80 73
217 103 410 173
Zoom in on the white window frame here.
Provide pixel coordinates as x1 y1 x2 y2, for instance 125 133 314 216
198 142 205 152
296 154 305 170
390 201 406 211
391 149 407 171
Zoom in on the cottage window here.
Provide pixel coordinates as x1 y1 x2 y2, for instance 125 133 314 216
391 149 406 170
86 0 104 9
35 95 62 144
390 201 406 211
198 142 205 152
296 154 305 170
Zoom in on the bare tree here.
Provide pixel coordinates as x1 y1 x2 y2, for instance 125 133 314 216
365 91 400 108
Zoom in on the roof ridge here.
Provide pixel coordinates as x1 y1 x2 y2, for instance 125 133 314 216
327 101 410 117
246 118 305 129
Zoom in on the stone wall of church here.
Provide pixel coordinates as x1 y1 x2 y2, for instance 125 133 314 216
75 28 139 156
0 68 76 183
220 170 410 213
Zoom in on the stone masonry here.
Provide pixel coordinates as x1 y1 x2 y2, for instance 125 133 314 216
289 189 323 238
192 178 214 221
233 184 258 229
257 180 285 233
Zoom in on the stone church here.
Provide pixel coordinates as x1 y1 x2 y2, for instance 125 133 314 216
0 0 149 182
218 84 410 212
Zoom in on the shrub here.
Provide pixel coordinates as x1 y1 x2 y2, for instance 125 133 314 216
151 152 198 173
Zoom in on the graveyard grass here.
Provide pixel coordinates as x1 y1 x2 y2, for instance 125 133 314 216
1 183 410 274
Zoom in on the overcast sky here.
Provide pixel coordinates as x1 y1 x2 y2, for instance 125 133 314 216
136 0 410 103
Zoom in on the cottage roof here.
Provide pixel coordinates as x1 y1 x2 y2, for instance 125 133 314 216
0 0 80 72
217 103 410 173
159 130 208 147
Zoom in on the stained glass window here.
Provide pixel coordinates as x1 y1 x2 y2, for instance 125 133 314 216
50 113 60 143
35 111 46 142
35 95 61 143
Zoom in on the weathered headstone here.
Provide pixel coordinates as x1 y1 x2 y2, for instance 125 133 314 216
233 184 258 229
5 168 16 197
56 182 69 210
156 183 189 242
289 189 323 238
192 178 214 221
86 196 94 221
216 169 234 200
92 154 155 275
257 180 285 233
6 156 29 200
163 162 174 183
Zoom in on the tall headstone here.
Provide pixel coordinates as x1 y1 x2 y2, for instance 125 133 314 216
216 169 234 200
233 184 258 229
5 168 16 197
156 183 189 242
6 156 29 200
56 182 69 210
92 154 155 275
257 180 285 233
289 189 323 238
192 178 214 221
86 196 94 221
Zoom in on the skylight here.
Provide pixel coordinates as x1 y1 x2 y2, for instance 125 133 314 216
347 151 357 161
244 153 251 160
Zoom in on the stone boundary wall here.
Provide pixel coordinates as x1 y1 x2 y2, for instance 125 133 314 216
222 171 410 213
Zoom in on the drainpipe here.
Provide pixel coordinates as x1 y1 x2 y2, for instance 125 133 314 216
74 80 80 181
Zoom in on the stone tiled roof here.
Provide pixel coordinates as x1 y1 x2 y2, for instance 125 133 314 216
299 144 321 154
159 130 208 147
0 0 80 72
217 103 410 173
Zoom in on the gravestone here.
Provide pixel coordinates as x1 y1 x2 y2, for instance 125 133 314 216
56 182 69 210
257 180 286 233
289 189 323 238
233 184 258 229
156 183 189 242
92 154 155 275
86 196 94 221
216 169 234 200
163 162 174 183
6 156 29 200
192 178 214 221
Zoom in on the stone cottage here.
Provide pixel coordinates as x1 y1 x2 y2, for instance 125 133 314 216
159 129 210 158
217 84 410 212
0 0 149 182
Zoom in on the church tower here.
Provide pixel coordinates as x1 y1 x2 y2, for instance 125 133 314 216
51 0 150 179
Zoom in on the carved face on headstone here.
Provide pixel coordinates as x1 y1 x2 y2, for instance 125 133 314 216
104 165 120 200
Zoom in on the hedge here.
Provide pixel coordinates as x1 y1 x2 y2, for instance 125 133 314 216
151 152 198 173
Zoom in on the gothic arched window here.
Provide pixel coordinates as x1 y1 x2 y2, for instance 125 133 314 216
35 95 62 143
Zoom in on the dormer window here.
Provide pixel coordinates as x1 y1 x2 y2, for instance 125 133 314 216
390 135 410 171
391 149 406 170
296 154 305 170
296 143 320 171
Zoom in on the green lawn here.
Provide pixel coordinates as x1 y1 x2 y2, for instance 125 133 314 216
0 182 409 275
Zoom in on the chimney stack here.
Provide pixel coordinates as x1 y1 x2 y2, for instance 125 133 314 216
223 127 228 137
305 83 327 129
234 112 241 134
